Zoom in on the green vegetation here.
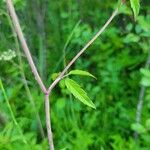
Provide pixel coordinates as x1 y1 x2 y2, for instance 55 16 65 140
0 0 150 149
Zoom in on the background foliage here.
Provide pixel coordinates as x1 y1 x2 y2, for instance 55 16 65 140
0 0 150 149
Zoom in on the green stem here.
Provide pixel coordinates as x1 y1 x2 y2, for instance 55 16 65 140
0 79 28 146
52 20 81 73
63 20 81 67
62 20 81 121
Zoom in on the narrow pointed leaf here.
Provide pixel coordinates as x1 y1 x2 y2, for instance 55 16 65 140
65 78 96 109
130 0 140 20
68 70 96 79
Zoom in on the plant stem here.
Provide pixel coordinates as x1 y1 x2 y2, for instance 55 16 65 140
6 0 123 149
45 94 54 150
48 6 119 93
46 4 120 149
52 20 81 74
6 0 46 93
63 20 81 67
0 79 28 146
6 0 53 148
134 49 150 139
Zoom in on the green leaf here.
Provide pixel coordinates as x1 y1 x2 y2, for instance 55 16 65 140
65 78 96 109
123 33 140 43
60 148 67 150
130 0 140 20
68 70 96 79
141 77 150 87
140 68 150 78
131 123 146 134
51 72 60 80
145 119 150 130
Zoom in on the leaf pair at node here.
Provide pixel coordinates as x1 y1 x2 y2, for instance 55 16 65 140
52 70 96 109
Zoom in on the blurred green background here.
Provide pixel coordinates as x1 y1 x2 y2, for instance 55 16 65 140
0 0 150 149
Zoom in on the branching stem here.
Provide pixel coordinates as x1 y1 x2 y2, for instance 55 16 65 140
6 0 123 149
47 7 119 93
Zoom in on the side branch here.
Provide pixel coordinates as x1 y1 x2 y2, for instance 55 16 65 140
6 0 46 93
48 6 119 93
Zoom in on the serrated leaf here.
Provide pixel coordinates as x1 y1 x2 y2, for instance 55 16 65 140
68 70 96 79
130 0 140 20
140 68 150 78
65 78 96 109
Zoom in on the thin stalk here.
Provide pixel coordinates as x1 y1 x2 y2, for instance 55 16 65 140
134 48 150 139
46 3 121 148
48 6 119 93
63 20 81 67
6 0 53 148
52 20 81 73
45 94 54 150
46 5 121 148
0 79 28 146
